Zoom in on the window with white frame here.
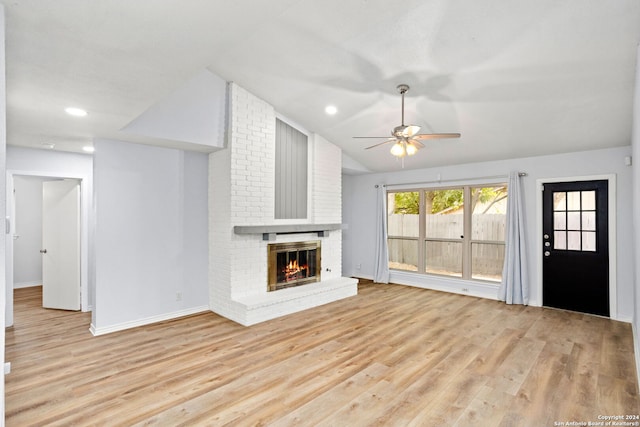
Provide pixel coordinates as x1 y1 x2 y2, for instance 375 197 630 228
387 184 508 282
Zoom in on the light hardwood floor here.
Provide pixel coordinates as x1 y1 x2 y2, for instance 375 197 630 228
5 283 640 426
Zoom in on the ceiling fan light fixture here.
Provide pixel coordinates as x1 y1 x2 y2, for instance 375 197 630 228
406 143 418 156
390 141 406 157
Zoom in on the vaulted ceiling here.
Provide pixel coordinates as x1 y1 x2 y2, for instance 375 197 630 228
2 0 640 172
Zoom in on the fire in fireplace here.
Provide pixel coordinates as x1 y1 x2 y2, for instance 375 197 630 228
268 241 321 291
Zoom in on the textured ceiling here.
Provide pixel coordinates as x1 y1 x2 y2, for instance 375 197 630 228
2 0 640 172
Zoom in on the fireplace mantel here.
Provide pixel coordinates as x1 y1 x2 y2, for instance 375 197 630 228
233 223 341 241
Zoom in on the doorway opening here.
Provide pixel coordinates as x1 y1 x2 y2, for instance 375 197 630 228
6 171 89 326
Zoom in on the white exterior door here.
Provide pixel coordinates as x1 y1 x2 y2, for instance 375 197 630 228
42 180 80 310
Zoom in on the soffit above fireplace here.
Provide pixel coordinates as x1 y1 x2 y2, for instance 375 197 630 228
233 223 341 241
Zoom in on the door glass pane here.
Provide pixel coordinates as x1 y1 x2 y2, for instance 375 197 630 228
471 243 504 282
582 212 596 231
425 241 462 277
567 192 581 210
553 192 566 210
388 238 418 271
567 212 580 230
388 192 419 238
582 232 596 251
554 231 566 249
567 231 581 250
582 191 596 210
425 189 463 239
553 212 566 230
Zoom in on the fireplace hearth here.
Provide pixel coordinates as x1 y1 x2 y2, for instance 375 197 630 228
268 241 321 291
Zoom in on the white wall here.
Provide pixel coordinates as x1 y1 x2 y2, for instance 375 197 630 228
0 4 6 419
343 146 634 321
631 43 640 389
92 139 209 334
7 146 93 177
12 176 47 286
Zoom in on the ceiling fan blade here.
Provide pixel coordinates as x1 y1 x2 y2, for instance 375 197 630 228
408 139 425 149
413 133 461 140
353 136 393 139
402 125 421 137
365 138 396 150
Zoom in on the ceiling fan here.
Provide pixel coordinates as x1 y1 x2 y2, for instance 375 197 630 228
354 84 460 158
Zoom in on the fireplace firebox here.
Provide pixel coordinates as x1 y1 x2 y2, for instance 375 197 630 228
268 241 321 291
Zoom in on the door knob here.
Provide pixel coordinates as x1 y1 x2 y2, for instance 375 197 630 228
40 249 47 254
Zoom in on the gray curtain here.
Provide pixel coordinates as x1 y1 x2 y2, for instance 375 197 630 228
373 185 390 283
498 171 528 304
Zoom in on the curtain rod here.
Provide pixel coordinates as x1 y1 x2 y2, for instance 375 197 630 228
374 172 527 188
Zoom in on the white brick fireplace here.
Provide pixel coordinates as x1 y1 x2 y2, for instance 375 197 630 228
208 83 357 326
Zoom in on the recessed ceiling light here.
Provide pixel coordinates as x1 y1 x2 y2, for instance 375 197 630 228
65 107 88 117
82 146 95 153
325 105 337 115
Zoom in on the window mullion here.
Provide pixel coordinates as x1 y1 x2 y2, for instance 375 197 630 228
462 186 472 279
418 190 426 273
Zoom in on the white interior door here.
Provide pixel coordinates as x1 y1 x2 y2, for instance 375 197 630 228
42 179 80 310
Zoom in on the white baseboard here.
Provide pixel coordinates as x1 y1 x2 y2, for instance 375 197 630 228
14 281 41 289
615 315 633 324
389 270 500 301
353 272 500 301
90 306 209 336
